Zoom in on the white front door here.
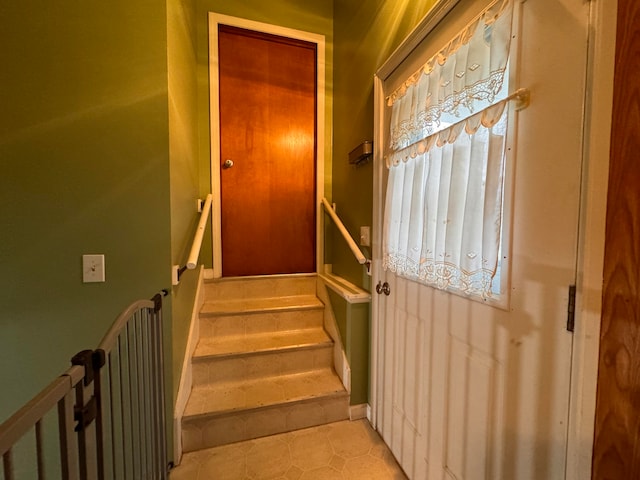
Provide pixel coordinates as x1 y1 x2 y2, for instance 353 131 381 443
372 0 589 478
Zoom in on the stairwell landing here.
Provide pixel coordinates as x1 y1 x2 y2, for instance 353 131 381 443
181 274 350 452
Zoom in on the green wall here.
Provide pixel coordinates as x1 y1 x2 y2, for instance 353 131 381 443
332 0 438 289
167 0 201 411
0 0 442 441
329 0 439 405
194 0 334 268
327 291 370 405
0 0 173 428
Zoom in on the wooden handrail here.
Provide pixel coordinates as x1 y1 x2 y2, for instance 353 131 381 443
321 197 369 266
187 194 213 269
174 194 213 284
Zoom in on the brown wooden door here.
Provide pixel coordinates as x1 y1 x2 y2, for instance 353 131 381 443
592 1 640 477
218 25 317 277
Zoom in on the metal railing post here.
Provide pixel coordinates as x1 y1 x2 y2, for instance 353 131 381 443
0 294 168 480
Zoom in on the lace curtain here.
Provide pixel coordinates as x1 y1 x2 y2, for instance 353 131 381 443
387 0 513 151
383 0 514 299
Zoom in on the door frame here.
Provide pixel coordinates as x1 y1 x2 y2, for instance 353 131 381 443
208 13 326 279
371 0 615 478
564 1 616 478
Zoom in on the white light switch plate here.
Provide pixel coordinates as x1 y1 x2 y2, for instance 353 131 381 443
83 254 105 283
360 226 371 247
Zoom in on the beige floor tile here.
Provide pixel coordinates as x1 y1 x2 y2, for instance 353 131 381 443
204 280 241 302
202 413 247 447
245 407 287 439
290 430 333 471
191 363 210 386
299 466 342 480
210 385 247 412
207 357 248 384
201 445 247 478
322 397 350 424
202 295 322 316
244 312 279 335
280 350 316 374
285 465 304 479
285 402 329 431
180 424 203 455
246 437 291 479
185 369 346 420
244 379 285 407
275 310 324 331
210 315 246 337
171 420 407 480
274 277 316 297
329 454 346 471
343 455 397 480
243 278 279 299
281 370 342 400
195 329 331 359
168 460 199 480
327 421 372 458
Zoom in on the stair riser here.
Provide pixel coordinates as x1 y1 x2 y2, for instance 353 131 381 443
181 395 349 452
204 275 316 302
199 309 324 339
192 347 334 387
182 273 351 451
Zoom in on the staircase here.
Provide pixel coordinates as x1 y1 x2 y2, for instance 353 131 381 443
181 274 350 452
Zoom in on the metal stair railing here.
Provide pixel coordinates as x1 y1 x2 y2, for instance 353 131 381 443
0 291 169 480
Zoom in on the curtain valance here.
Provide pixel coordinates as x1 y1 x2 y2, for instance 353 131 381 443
387 0 513 152
386 98 507 168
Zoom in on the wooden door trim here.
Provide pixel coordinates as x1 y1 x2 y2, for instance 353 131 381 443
208 13 326 279
591 0 639 477
565 2 616 479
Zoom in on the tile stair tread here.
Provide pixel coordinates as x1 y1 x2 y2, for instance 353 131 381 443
201 294 323 316
183 368 346 419
194 328 333 358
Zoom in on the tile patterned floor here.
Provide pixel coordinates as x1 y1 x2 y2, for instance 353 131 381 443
170 419 408 480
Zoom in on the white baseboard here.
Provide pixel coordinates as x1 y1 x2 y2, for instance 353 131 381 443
204 268 214 279
314 278 351 393
342 353 351 393
173 267 205 465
